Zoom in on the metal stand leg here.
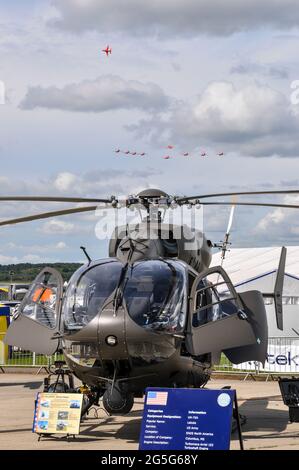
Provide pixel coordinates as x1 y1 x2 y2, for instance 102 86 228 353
243 372 256 381
36 366 50 375
233 392 244 450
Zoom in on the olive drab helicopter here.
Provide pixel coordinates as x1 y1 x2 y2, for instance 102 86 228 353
2 187 297 414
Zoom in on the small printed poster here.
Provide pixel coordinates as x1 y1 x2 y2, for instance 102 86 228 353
33 392 83 435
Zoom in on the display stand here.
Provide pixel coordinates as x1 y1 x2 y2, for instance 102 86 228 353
37 433 76 442
232 393 244 450
43 360 75 392
33 391 83 438
140 387 245 451
221 385 244 449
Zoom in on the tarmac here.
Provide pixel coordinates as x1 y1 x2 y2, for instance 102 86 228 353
0 373 299 450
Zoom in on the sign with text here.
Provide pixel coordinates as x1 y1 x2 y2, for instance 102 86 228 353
233 339 299 373
33 392 83 435
139 388 235 450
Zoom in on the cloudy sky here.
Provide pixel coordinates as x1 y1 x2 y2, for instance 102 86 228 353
1 0 299 264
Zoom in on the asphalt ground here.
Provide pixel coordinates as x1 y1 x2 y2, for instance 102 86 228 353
0 373 298 450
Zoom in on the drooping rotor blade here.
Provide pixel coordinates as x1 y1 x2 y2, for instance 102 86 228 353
0 196 111 203
177 189 299 203
200 201 299 209
0 205 99 227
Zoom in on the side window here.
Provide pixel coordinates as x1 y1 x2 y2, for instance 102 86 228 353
192 272 239 328
20 270 61 329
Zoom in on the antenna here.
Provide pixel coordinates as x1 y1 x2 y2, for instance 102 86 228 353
80 246 92 265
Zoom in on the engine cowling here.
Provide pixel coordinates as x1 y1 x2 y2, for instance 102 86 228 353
109 222 212 272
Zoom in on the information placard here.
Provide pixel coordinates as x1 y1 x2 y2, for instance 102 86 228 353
33 392 83 435
139 388 235 450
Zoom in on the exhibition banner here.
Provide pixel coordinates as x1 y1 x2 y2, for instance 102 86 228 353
33 392 83 435
233 338 299 373
139 388 235 450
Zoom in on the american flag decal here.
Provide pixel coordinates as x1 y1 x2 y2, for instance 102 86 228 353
146 391 168 406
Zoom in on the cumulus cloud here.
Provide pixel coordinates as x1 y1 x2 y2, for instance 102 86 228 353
130 81 299 157
255 195 299 244
56 241 67 249
20 75 169 113
40 219 75 234
50 0 299 37
54 172 78 192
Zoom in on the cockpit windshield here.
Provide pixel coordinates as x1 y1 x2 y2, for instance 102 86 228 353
123 260 187 332
63 258 187 334
63 261 123 332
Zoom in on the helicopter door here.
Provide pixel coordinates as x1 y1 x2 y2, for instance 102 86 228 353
186 266 257 356
4 267 63 355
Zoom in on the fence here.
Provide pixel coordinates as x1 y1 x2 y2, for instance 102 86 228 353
1 337 299 375
0 349 64 370
214 337 299 376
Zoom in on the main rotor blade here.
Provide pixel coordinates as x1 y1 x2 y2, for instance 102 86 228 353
200 201 299 209
177 190 299 202
0 205 99 227
0 196 111 203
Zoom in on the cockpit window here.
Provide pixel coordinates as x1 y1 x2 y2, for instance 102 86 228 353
19 271 59 329
123 260 187 332
63 261 122 332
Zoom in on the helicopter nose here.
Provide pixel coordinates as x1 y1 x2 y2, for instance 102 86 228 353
98 304 129 360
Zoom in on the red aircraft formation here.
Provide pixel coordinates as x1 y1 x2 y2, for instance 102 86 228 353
115 149 146 157
114 145 224 160
161 146 224 160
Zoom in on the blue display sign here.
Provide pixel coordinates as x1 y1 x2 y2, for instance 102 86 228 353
139 388 235 450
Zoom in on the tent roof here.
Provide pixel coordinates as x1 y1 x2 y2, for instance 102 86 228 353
211 246 299 288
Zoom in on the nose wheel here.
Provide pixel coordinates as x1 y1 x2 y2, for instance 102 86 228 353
102 384 134 415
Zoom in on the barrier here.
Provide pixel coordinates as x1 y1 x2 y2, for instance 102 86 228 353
1 325 298 377
230 337 299 375
0 348 64 370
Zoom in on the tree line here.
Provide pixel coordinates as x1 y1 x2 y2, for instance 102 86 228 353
0 263 82 283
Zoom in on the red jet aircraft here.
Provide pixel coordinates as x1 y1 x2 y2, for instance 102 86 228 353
102 45 112 57
218 152 224 156
201 152 207 157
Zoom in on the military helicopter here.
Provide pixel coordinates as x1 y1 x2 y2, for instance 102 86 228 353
3 187 298 414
